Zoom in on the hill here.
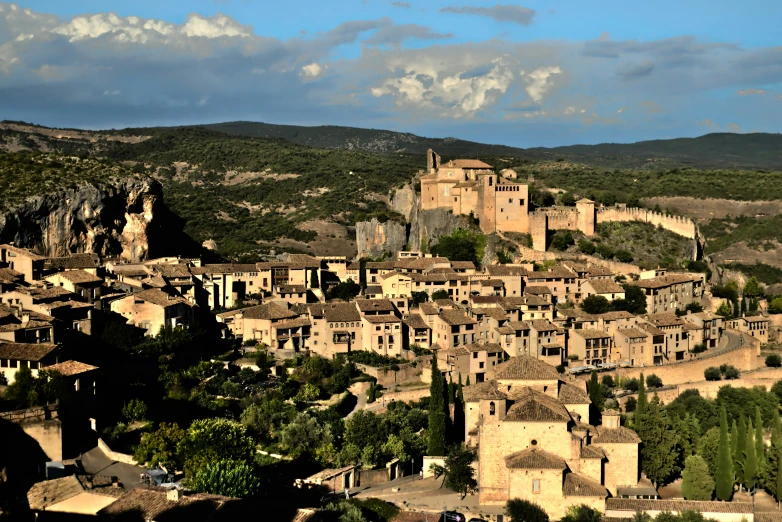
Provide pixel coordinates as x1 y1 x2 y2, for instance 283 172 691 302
204 121 782 170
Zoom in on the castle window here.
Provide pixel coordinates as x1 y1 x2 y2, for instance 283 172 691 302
531 439 538 446
509 198 513 203
488 177 493 186
532 479 540 493
454 197 458 202
520 199 525 206
489 402 496 416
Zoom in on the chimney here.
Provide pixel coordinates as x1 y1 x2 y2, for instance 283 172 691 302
166 488 182 502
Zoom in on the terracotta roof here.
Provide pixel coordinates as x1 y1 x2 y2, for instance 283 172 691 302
618 328 648 339
563 473 608 497
529 320 560 332
630 274 697 289
505 387 572 422
45 254 98 270
450 261 476 270
277 285 308 294
394 257 449 270
274 317 311 329
507 320 531 331
525 285 552 295
153 264 193 278
438 346 469 358
364 285 382 295
593 426 641 444
598 311 635 320
45 360 98 376
27 475 122 511
486 265 529 276
356 299 396 312
241 303 298 321
403 314 429 330
506 295 550 307
428 267 457 274
471 295 503 305
505 448 566 470
98 488 238 521
309 302 361 322
646 313 684 327
604 499 753 514
434 299 460 308
573 329 612 340
463 380 508 402
130 289 192 308
585 279 624 294
472 307 507 321
200 263 259 274
0 342 57 361
496 326 515 335
493 355 559 380
559 382 591 404
363 314 402 324
410 273 467 283
580 445 605 459
442 159 493 169
1 244 45 260
479 279 504 287
464 342 502 353
438 310 477 326
743 315 769 323
419 303 439 316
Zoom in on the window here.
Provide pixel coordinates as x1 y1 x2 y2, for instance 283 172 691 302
532 479 540 493
531 439 538 446
489 402 496 416
472 352 478 359
479 362 484 369
509 198 513 203
376 326 381 331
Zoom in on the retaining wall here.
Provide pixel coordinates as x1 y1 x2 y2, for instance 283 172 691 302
98 438 139 466
596 208 697 239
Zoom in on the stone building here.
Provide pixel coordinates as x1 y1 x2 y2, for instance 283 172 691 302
109 289 194 335
465 356 643 517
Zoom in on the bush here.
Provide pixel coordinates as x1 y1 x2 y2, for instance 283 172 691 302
578 239 596 255
431 289 451 301
550 231 575 251
766 354 782 368
596 244 614 259
722 365 740 380
624 378 640 392
614 249 634 263
581 295 610 315
646 374 663 388
624 396 637 413
506 498 549 522
704 367 722 381
122 398 148 422
690 343 707 354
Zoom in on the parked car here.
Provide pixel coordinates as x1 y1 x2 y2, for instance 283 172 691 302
442 512 466 522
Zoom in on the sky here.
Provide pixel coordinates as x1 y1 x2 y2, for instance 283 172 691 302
1 1 781 147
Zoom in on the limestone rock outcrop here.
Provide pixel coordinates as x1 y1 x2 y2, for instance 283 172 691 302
0 178 163 262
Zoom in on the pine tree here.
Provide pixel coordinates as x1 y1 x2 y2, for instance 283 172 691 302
427 355 447 456
443 368 452 442
716 406 734 501
681 455 714 500
755 407 766 477
735 414 747 488
744 419 758 492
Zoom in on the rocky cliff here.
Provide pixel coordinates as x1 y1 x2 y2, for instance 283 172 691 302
0 178 163 262
356 180 470 259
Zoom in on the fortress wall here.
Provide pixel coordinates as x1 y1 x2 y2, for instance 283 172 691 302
543 208 579 231
596 208 696 239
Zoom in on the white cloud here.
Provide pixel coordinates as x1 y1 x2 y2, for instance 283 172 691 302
103 89 120 96
616 107 625 113
524 66 561 103
737 88 764 96
301 62 325 78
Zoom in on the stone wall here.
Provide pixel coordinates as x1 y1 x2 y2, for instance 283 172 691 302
0 404 63 462
380 387 430 404
543 208 579 231
596 207 697 239
97 438 138 465
354 360 424 387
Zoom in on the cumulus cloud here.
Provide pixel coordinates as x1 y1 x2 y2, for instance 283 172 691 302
439 4 535 25
524 66 561 102
301 62 326 79
737 88 765 96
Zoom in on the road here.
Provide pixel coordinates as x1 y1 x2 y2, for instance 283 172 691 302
80 446 147 491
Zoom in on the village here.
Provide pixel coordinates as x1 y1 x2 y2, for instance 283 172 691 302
0 155 780 522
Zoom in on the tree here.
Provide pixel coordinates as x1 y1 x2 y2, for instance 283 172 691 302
122 399 148 422
681 455 714 500
427 355 447 456
635 373 648 423
411 291 428 307
735 414 747 487
624 396 637 413
280 413 332 457
442 445 478 499
637 395 679 486
560 191 576 206
697 426 720 478
770 297 782 314
295 382 321 402
744 419 758 491
704 367 722 381
744 277 760 297
767 354 782 368
506 499 549 522
581 295 610 315
716 407 734 501
550 231 575 251
646 374 663 388
756 407 766 474
615 249 634 263
578 239 596 255
4 366 36 408
722 365 740 380
190 459 262 498
134 423 186 470
453 374 465 443
240 392 296 442
179 418 256 475
326 279 361 301
560 505 602 522
429 229 485 266
431 289 450 301
716 301 733 319
587 371 604 413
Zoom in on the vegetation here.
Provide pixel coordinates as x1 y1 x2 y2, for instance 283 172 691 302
427 355 447 456
429 228 487 267
506 499 549 522
681 455 714 500
593 221 693 269
724 262 782 285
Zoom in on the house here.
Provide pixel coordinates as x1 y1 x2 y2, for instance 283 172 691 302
403 313 431 349
308 302 363 358
361 314 404 357
216 302 299 345
45 270 103 304
109 289 194 335
581 279 625 303
0 245 45 282
728 315 770 345
569 329 615 366
26 475 125 516
615 328 653 367
628 273 703 314
466 357 642 517
0 341 60 383
431 309 477 350
685 311 724 349
44 360 99 395
645 313 693 361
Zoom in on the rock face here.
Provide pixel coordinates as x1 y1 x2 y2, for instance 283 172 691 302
356 180 470 259
0 178 163 262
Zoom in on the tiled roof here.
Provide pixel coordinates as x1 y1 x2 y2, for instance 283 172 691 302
442 159 493 169
593 426 641 444
274 317 312 329
464 342 502 353
486 265 528 276
496 326 515 335
410 273 467 282
364 285 382 295
597 311 635 320
319 303 361 322
558 382 591 404
45 360 98 376
462 380 507 402
507 320 531 331
438 310 477 326
585 279 624 294
241 303 298 321
0 342 57 361
131 289 191 308
505 448 566 470
580 445 605 459
629 274 697 289
1 244 45 260
563 473 608 497
525 285 552 295
646 313 684 327
419 303 439 315
45 254 98 270
277 285 308 294
479 279 504 287
505 387 572 422
305 465 357 482
472 308 507 321
743 315 769 323
617 328 648 339
434 299 460 308
363 314 402 324
604 499 753 514
493 355 559 380
356 299 396 312
573 329 611 340
394 257 449 270
98 488 238 521
403 314 429 330
471 296 503 305
529 320 560 332
27 475 122 511
450 261 476 270
153 264 193 278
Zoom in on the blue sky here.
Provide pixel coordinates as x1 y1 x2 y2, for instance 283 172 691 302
2 1 781 146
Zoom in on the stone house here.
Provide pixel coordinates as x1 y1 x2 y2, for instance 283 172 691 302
274 285 317 305
505 296 554 321
465 356 641 517
645 313 693 361
44 270 103 304
528 320 566 366
403 313 431 349
525 266 579 304
109 289 194 335
308 302 362 358
361 315 404 357
0 245 45 282
0 304 55 344
615 328 653 367
685 311 724 349
216 302 299 345
379 272 412 298
628 273 703 314
728 315 770 345
431 309 477 350
485 265 528 296
0 341 60 383
569 329 615 366
580 279 625 303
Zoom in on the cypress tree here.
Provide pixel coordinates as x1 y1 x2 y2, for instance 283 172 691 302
448 374 456 406
427 355 446 456
736 414 747 488
774 413 782 446
744 419 758 492
635 372 648 424
443 368 452 441
730 420 739 463
777 448 782 506
716 406 734 501
465 375 470 386
756 407 766 475
453 374 465 443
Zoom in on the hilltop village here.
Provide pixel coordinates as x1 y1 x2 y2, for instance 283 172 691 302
0 156 780 522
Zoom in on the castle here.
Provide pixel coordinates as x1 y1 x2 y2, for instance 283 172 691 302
419 150 697 253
